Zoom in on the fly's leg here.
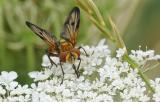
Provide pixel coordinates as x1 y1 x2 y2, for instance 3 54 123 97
78 46 88 57
47 51 64 85
72 64 80 78
60 61 65 84
72 58 81 78
77 58 81 77
77 58 81 71
46 52 58 68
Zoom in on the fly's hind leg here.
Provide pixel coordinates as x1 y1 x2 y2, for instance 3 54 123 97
46 51 64 85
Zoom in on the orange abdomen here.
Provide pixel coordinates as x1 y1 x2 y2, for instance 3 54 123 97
59 52 67 62
71 48 80 57
59 48 80 62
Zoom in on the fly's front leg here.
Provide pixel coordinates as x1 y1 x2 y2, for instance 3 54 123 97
46 51 59 68
78 46 88 57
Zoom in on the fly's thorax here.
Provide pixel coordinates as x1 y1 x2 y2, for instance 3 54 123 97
60 40 73 52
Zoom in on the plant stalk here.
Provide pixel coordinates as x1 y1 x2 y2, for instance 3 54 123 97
123 55 155 93
75 0 155 93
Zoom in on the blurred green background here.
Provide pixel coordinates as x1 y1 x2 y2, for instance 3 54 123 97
0 0 160 84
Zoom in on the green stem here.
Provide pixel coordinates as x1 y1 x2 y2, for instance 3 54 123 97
76 0 115 42
76 0 92 14
108 17 127 52
123 55 155 93
87 0 106 27
76 0 155 93
88 15 115 42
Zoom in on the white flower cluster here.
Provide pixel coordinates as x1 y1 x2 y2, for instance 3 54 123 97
0 71 31 102
129 49 160 65
151 78 160 102
0 39 160 102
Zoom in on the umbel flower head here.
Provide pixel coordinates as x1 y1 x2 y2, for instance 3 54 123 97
0 71 31 101
0 39 160 102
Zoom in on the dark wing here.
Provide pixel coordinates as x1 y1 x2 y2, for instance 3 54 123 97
25 21 58 50
60 7 80 46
